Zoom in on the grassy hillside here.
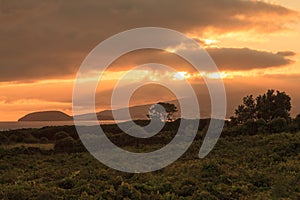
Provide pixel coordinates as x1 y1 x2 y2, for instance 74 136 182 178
0 126 299 199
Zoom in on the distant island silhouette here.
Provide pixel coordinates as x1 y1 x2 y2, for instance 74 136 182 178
18 104 156 122
18 111 73 122
17 99 213 122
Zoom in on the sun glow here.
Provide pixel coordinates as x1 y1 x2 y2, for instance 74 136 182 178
203 38 219 47
173 71 191 80
200 71 230 79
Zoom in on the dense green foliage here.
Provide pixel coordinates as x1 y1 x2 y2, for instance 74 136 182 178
0 125 299 199
223 90 300 136
230 89 291 124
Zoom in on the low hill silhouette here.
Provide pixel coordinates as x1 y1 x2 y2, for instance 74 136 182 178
18 98 212 122
18 111 73 122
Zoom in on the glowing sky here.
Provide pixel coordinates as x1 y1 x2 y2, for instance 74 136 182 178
0 0 300 121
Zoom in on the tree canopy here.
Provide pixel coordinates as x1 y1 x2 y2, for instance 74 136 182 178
147 102 178 122
231 89 291 125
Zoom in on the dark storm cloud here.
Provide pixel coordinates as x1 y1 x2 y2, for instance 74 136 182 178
104 47 295 72
0 0 298 82
208 48 295 71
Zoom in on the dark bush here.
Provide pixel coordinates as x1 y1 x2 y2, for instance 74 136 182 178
116 182 141 200
294 114 300 128
54 136 76 153
74 139 86 152
256 118 267 134
250 173 271 189
102 186 116 199
58 178 76 189
0 134 8 145
243 119 258 135
23 134 38 144
268 117 287 133
8 134 18 144
201 162 223 178
221 125 244 137
54 131 69 141
40 137 49 144
286 123 298 133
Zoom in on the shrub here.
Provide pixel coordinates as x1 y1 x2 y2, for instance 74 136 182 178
201 162 222 178
294 114 300 128
54 131 69 141
74 139 86 152
221 125 245 136
54 136 76 153
268 117 287 133
256 118 267 134
14 132 33 143
8 134 18 144
250 172 271 189
243 119 258 135
102 186 116 199
286 123 298 133
58 178 76 189
0 134 8 145
23 134 38 144
116 182 141 200
40 137 49 144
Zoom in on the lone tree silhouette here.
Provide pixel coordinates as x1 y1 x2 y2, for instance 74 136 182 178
147 102 178 122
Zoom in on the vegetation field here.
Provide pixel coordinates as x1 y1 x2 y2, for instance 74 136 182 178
0 124 299 199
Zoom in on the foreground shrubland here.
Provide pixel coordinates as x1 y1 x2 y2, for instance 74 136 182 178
0 124 299 199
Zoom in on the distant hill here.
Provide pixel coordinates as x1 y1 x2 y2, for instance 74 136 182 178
18 111 73 122
75 98 210 121
75 101 183 121
19 99 212 122
75 104 157 121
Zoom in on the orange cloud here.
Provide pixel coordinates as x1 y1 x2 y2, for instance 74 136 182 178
0 0 298 82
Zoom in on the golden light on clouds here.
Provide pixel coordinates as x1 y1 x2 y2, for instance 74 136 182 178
203 39 219 47
200 72 229 80
173 71 191 80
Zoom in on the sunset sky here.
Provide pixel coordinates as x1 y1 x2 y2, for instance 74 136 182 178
1 0 300 121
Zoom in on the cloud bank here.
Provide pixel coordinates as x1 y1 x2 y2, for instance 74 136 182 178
0 0 298 82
